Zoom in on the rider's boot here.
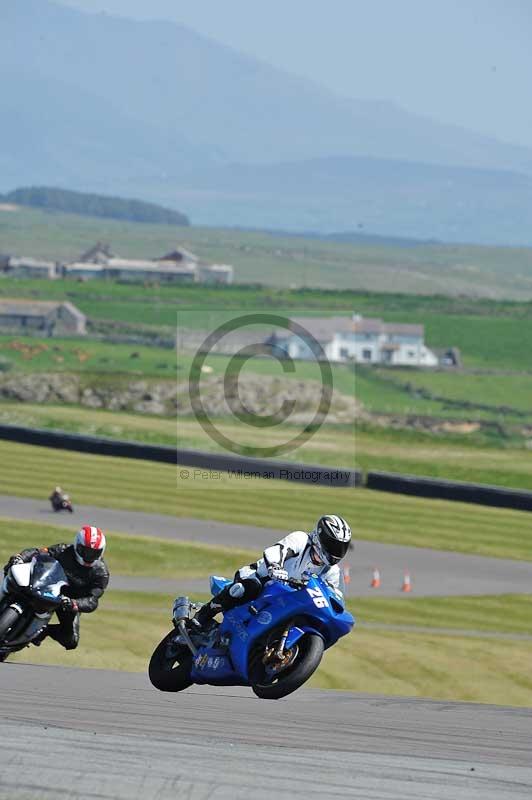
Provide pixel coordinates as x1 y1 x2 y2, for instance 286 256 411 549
32 628 49 647
188 598 225 632
189 578 260 631
188 583 244 631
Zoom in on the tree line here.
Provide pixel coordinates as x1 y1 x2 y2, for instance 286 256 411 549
1 186 189 226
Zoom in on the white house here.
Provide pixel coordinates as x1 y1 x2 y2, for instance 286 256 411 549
272 315 438 367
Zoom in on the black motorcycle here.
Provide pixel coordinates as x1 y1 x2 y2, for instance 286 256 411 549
0 554 68 662
51 494 73 513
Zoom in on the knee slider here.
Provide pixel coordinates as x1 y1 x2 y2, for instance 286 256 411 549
229 582 245 599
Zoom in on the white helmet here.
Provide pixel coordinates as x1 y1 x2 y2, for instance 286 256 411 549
74 526 106 567
310 515 351 566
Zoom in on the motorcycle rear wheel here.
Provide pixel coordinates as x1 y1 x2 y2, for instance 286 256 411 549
0 607 21 646
251 633 324 700
148 630 193 692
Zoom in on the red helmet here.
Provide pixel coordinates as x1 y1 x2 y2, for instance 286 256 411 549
74 526 106 567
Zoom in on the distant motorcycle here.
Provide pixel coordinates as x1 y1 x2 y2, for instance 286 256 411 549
0 554 68 662
149 574 354 700
51 494 73 513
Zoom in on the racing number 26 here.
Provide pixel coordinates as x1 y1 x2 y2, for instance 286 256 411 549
306 587 328 608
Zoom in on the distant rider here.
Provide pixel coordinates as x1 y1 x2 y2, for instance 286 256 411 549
50 486 68 509
190 515 352 631
3 526 109 650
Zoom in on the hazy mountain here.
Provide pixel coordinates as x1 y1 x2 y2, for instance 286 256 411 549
4 0 532 173
2 0 532 243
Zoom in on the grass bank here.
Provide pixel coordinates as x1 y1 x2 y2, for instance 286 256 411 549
2 393 532 490
1 441 532 561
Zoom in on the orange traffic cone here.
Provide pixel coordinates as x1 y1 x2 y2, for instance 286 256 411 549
401 571 412 593
370 567 381 588
342 564 351 585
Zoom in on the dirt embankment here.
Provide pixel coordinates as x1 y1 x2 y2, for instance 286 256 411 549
0 372 360 423
0 372 525 439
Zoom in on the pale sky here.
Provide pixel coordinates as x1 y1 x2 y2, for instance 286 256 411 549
58 0 532 149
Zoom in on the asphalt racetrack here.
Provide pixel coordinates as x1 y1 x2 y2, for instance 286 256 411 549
2 495 532 597
1 663 531 800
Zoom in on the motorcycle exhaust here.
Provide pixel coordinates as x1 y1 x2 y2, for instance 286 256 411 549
172 596 190 623
172 596 199 656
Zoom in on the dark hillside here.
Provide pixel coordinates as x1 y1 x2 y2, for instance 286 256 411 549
3 187 189 226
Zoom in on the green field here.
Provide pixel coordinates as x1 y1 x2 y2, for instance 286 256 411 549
1 273 532 370
2 205 532 296
373 368 532 416
2 439 532 561
1 324 531 496
1 334 531 429
0 334 355 389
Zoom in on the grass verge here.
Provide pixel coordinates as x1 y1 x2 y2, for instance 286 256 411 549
311 629 532 706
0 519 254 580
2 440 532 560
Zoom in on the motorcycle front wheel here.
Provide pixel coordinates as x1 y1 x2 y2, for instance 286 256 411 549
0 607 21 645
148 630 193 692
250 632 324 700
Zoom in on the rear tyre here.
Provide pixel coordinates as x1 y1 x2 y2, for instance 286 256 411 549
251 633 324 700
0 607 21 644
148 630 193 692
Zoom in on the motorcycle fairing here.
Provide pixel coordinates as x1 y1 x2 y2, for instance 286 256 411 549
190 575 354 685
10 562 32 587
210 576 231 596
0 555 69 651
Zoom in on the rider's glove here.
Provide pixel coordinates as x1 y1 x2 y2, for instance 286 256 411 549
60 596 78 613
267 564 289 582
8 555 24 567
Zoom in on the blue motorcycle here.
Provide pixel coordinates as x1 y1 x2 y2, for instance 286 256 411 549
148 574 354 699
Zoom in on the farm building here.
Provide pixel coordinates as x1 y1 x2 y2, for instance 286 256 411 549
198 264 234 284
0 300 86 336
1 256 57 280
79 242 114 264
2 242 234 285
62 263 106 280
65 243 233 284
100 259 197 283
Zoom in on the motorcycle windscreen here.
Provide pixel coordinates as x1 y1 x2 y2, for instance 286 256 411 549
31 557 68 597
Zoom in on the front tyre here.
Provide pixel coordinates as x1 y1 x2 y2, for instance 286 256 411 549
251 633 324 700
148 630 193 692
0 607 21 644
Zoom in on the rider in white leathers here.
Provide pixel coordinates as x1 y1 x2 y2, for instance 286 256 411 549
191 515 352 630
